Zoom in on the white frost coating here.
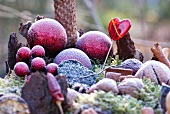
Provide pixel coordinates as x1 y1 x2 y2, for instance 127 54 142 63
135 60 170 85
89 78 119 94
118 78 144 98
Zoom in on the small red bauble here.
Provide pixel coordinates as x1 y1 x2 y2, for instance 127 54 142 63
14 62 29 77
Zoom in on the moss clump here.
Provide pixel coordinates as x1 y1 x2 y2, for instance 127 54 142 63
0 71 25 95
68 78 162 114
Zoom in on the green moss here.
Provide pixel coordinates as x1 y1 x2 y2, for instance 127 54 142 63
68 78 162 114
0 71 25 95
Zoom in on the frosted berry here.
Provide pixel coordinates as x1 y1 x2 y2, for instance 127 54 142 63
16 54 22 62
31 45 45 57
46 63 58 75
31 57 46 71
76 31 112 62
14 62 29 77
16 47 31 61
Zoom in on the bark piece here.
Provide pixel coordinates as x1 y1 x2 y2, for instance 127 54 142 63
19 21 32 39
21 72 68 114
8 33 24 70
116 32 143 61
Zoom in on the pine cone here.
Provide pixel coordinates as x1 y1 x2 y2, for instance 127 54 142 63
54 0 77 48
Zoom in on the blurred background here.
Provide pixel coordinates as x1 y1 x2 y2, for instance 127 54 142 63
0 0 170 76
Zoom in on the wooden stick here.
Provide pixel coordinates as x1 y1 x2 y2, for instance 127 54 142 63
151 43 170 69
56 101 64 114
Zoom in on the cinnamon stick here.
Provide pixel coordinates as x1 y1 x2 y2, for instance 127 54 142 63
151 43 170 69
105 67 133 76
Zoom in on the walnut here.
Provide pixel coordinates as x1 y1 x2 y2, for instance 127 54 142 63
118 78 144 98
135 60 170 85
88 78 119 94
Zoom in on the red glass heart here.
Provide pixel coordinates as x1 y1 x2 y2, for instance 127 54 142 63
108 17 131 41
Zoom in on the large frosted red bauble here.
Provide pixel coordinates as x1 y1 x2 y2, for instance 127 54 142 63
53 48 92 69
76 31 112 62
27 18 67 57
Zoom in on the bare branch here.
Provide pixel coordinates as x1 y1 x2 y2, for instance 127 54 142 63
0 4 33 21
82 0 105 32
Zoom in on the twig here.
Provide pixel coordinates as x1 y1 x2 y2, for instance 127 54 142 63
79 65 116 79
102 40 114 69
82 0 105 32
0 4 32 21
77 18 103 30
151 43 170 69
136 0 146 39
132 38 170 47
8 33 18 70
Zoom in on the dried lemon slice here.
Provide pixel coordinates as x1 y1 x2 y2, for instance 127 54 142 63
0 94 30 114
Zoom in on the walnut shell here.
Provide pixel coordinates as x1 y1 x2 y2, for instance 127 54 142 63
118 78 144 98
135 60 170 85
89 78 119 94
